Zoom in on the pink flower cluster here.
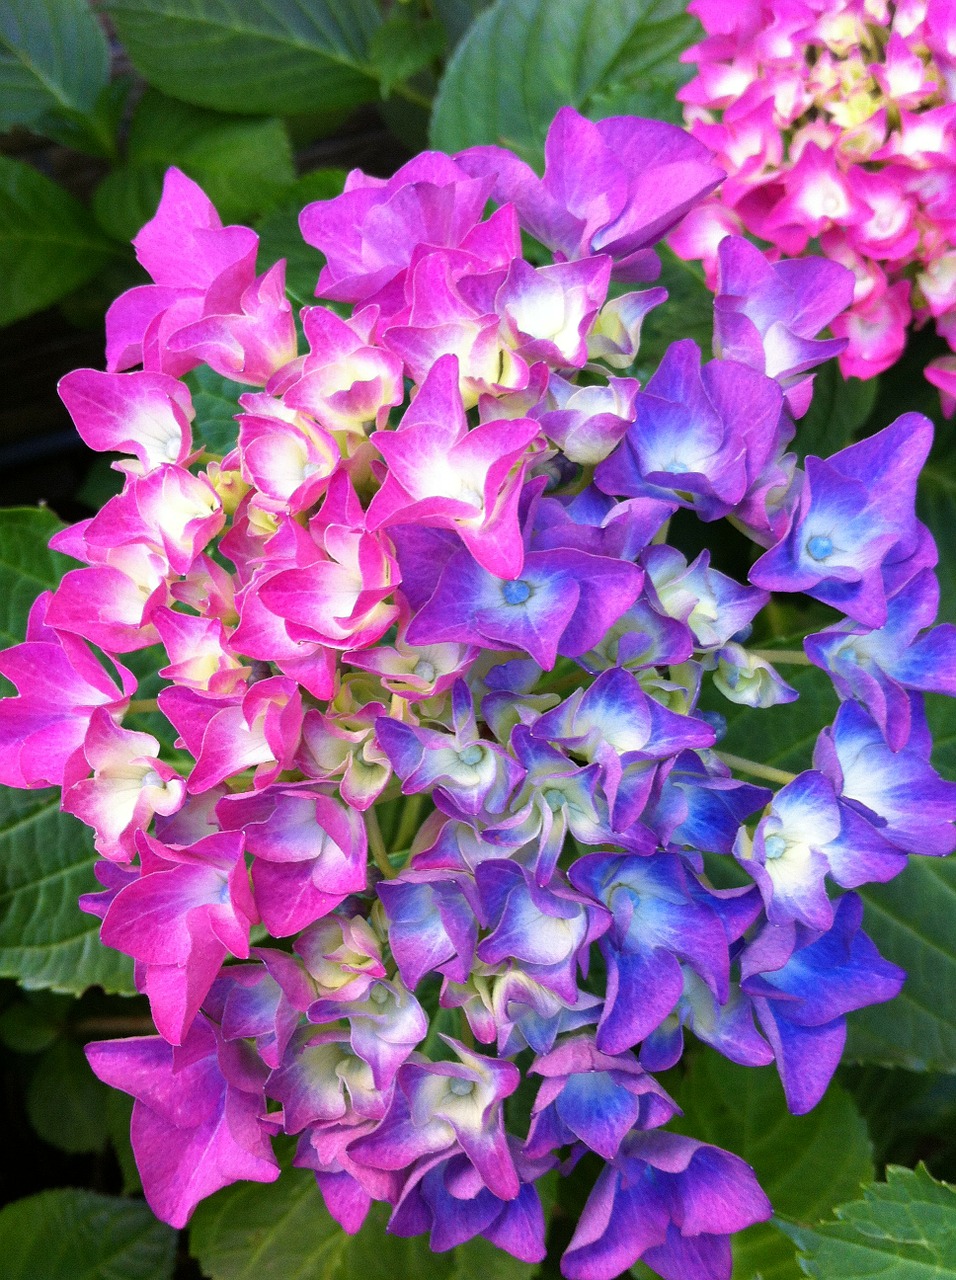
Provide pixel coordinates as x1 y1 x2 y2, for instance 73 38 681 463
672 0 956 399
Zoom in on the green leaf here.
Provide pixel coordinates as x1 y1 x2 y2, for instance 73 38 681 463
0 156 116 326
635 248 713 380
918 431 956 626
0 1189 176 1280
93 90 296 242
0 994 64 1053
255 168 347 307
183 365 248 456
107 1089 143 1196
0 507 72 649
781 1164 956 1278
370 12 446 97
189 1167 536 1280
0 506 134 994
91 163 167 247
794 363 879 462
0 785 135 995
105 0 382 119
669 1052 873 1280
433 0 493 50
431 0 698 156
26 1037 112 1153
847 857 956 1072
0 0 110 141
713 665 839 777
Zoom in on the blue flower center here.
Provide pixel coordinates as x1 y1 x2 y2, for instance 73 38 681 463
413 658 436 682
458 744 485 767
806 535 834 561
501 579 532 605
764 834 787 860
543 787 566 811
449 1077 475 1096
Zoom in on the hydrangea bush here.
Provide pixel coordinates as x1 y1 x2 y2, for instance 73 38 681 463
671 0 956 400
0 104 954 1279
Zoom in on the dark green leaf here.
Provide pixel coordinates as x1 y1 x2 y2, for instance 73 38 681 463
0 507 72 649
0 785 135 995
670 1052 873 1280
255 168 347 308
105 0 382 119
431 0 698 156
433 0 493 50
0 1189 176 1280
183 365 248 456
848 857 956 1072
0 156 116 326
795 363 879 462
27 1037 112 1153
781 1164 956 1278
0 995 62 1053
714 665 839 777
918 432 956 626
635 247 713 379
370 12 446 97
0 0 110 141
107 1089 143 1196
92 163 167 246
94 91 296 242
841 1063 956 1177
190 1168 536 1280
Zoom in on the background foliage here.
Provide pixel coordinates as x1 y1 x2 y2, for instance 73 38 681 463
1 2 955 1277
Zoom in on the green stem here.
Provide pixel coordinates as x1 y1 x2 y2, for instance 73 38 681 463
458 1009 475 1050
749 648 811 666
715 751 797 786
394 794 425 851
126 698 159 714
366 808 396 879
390 81 433 110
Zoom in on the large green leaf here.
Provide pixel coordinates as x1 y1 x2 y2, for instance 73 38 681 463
919 431 956 626
189 1167 536 1280
430 0 698 156
847 858 956 1071
635 248 713 380
26 1036 113 1153
794 363 879 462
255 168 347 307
714 664 839 777
845 691 956 1070
105 0 382 118
0 785 135 995
0 156 116 326
0 1189 176 1280
0 507 72 649
669 1052 872 1280
183 366 248 456
0 507 134 995
0 0 110 142
781 1164 956 1278
92 90 296 243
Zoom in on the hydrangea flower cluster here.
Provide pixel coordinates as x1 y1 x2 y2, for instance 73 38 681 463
671 0 956 398
1 106 954 1279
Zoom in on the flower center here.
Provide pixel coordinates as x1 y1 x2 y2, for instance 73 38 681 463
806 535 834 561
502 579 532 605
